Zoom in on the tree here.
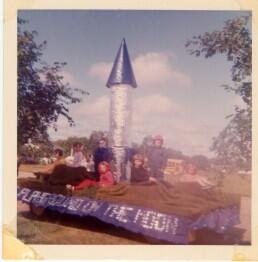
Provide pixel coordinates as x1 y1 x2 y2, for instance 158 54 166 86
18 18 88 146
166 148 187 160
138 135 153 156
191 155 210 170
88 130 108 152
53 131 107 156
54 136 90 156
211 108 251 171
186 15 251 171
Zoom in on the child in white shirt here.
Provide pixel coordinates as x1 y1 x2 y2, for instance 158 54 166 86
65 142 87 168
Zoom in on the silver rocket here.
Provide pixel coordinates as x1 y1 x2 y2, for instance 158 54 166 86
106 38 137 182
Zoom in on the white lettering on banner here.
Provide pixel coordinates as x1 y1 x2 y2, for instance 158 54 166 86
60 198 70 208
52 195 66 206
48 195 60 206
17 189 180 236
107 205 134 223
133 209 179 233
103 204 114 216
23 190 41 203
153 213 168 232
17 188 31 200
169 217 179 235
32 192 51 205
134 209 156 229
67 198 84 211
81 200 102 213
81 202 93 214
141 211 157 229
133 209 145 223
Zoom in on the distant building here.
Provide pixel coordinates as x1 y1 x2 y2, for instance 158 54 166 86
164 159 185 175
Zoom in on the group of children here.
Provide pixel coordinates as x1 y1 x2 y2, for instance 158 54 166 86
35 134 215 193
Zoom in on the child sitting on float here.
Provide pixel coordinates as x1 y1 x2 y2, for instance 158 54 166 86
179 162 215 189
66 161 114 191
34 148 65 179
130 153 150 183
34 142 97 183
65 142 87 168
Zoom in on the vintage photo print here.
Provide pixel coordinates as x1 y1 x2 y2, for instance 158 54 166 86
3 0 258 260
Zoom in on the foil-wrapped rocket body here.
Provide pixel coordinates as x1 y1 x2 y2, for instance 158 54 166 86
106 39 137 182
110 84 132 146
109 84 132 181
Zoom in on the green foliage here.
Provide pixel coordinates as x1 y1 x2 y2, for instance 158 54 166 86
211 108 251 171
190 155 210 170
18 140 53 161
18 18 88 146
186 15 251 105
54 136 90 156
186 15 251 171
53 131 107 156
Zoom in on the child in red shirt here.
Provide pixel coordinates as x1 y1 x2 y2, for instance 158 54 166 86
66 161 114 191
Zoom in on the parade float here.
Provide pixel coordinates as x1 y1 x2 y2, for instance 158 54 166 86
17 39 241 244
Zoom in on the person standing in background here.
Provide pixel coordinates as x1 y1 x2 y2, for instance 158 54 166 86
146 135 168 181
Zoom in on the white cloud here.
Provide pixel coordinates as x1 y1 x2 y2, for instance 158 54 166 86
133 52 191 87
134 94 181 115
49 93 218 156
48 95 110 140
88 63 111 82
87 52 192 88
73 95 110 117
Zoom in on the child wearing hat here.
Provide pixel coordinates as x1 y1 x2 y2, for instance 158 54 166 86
146 135 168 181
130 154 150 183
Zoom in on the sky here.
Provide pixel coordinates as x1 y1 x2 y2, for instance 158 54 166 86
19 10 251 157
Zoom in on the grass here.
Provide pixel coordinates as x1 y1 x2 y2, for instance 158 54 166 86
220 174 251 197
19 164 48 172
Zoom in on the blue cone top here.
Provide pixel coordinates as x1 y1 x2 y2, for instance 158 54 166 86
106 38 137 88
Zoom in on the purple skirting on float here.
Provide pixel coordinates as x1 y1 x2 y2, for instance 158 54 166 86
17 187 240 244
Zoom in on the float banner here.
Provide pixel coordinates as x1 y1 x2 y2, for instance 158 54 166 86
17 187 240 244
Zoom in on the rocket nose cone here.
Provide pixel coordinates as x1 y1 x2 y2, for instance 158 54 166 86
121 38 126 45
106 38 137 88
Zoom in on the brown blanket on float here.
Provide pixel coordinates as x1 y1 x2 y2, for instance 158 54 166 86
17 178 240 218
96 181 240 217
47 164 97 185
17 164 97 195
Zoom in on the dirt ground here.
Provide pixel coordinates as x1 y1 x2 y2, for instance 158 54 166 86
17 165 251 245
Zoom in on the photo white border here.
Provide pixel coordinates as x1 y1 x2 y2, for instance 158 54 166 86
3 0 258 260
